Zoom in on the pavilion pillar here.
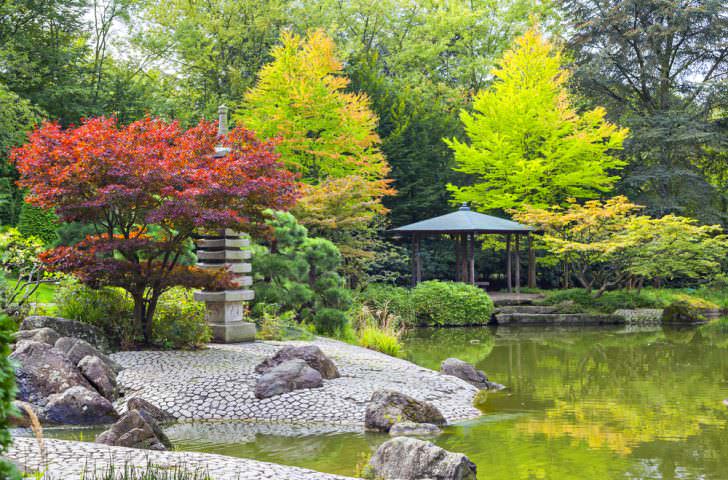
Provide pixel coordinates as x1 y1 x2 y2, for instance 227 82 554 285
506 234 512 292
528 233 536 288
455 235 460 282
411 234 422 287
514 234 521 294
469 233 475 285
460 234 468 282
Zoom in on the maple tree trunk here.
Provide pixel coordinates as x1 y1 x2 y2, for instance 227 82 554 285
132 290 160 346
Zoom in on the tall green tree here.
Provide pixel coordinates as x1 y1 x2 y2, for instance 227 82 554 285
446 28 629 211
0 84 42 225
565 0 728 223
134 0 290 121
0 0 90 123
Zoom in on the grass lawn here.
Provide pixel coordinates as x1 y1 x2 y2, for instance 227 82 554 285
1 273 59 308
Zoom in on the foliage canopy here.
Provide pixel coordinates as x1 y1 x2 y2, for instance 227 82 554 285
12 117 298 344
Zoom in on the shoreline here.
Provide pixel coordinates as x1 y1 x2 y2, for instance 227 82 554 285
8 337 481 478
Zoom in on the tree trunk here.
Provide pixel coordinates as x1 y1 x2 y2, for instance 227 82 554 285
132 292 145 344
132 290 160 346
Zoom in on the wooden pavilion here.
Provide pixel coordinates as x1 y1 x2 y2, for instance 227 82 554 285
390 204 538 292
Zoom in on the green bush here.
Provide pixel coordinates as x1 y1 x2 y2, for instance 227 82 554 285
0 315 20 480
55 278 135 348
17 203 58 246
662 300 714 324
411 281 494 326
542 288 722 314
313 308 349 336
56 280 210 350
152 288 211 349
356 284 416 327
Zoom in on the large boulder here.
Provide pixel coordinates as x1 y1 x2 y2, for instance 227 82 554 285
440 358 504 391
255 359 323 399
126 397 175 423
13 328 61 347
96 409 171 450
54 337 122 374
78 355 118 401
43 386 119 425
10 340 94 405
368 437 477 480
365 390 446 433
255 345 340 379
389 421 442 437
20 316 110 353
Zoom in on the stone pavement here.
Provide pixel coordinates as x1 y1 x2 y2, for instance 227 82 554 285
7 437 354 479
111 337 481 429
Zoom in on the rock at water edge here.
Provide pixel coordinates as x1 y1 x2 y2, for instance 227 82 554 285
368 437 477 480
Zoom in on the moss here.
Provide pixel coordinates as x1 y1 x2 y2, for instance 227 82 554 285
662 301 712 324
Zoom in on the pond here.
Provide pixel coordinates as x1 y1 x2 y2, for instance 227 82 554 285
40 325 728 479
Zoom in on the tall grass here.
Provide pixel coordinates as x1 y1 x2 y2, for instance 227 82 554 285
351 303 403 357
40 462 214 480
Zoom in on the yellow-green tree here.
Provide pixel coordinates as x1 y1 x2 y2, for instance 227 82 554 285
515 196 728 295
236 30 394 282
446 28 629 211
236 29 393 198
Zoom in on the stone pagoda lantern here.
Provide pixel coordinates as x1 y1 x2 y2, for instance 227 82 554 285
193 105 256 343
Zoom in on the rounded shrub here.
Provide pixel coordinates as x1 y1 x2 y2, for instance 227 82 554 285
663 301 710 324
313 308 349 336
152 287 211 349
357 284 415 326
411 281 494 326
55 278 135 348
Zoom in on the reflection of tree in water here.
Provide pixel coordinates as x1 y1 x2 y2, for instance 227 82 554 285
475 326 728 474
401 327 495 370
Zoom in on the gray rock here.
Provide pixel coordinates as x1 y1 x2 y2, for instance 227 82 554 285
368 437 477 480
10 340 94 405
54 337 122 374
441 358 504 391
43 386 119 425
255 359 323 399
389 421 442 437
126 397 175 423
365 390 446 433
255 345 340 379
20 316 111 353
78 355 118 400
96 409 170 450
13 328 61 346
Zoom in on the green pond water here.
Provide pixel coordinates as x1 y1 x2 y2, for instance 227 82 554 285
43 325 728 479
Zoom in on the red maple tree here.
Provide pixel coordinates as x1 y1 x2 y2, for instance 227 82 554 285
12 117 299 344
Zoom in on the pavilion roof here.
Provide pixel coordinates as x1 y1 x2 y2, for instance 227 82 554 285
390 204 537 235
